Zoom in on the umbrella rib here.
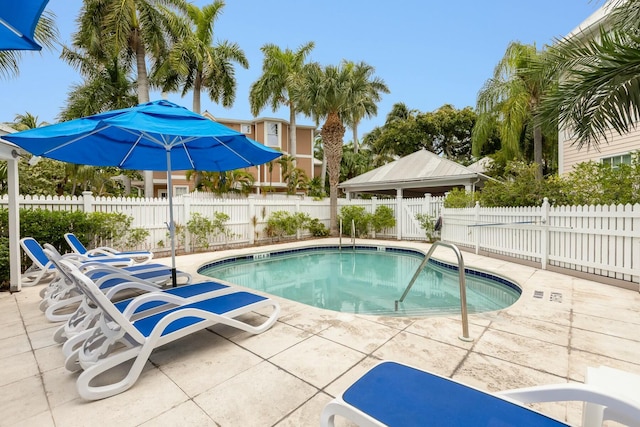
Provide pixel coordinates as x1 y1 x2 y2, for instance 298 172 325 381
177 139 197 170
42 125 111 157
0 18 25 37
214 136 254 166
119 133 145 167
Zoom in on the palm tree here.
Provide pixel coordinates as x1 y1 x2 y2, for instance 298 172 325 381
250 42 315 162
473 41 554 180
13 112 42 130
385 102 417 124
0 10 58 80
191 170 255 196
73 0 187 196
341 61 389 153
160 1 248 114
74 0 187 103
277 155 308 194
299 62 378 234
59 48 137 120
538 0 640 150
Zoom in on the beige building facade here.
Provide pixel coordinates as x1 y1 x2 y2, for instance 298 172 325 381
145 114 317 197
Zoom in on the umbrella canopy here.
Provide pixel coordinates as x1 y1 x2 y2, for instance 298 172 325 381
4 100 281 170
0 0 49 51
5 100 282 286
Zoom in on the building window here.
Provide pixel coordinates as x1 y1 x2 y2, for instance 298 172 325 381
601 153 632 168
174 185 189 196
266 122 280 148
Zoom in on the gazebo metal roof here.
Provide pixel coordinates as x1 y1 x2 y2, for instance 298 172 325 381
339 149 490 197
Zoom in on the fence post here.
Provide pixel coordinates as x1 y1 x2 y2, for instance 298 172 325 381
296 197 301 240
474 201 480 254
424 193 432 216
371 196 377 238
183 194 192 253
541 197 549 270
82 191 94 213
248 198 256 245
396 189 403 240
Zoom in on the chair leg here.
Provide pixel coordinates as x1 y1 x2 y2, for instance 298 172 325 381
76 346 148 400
45 294 84 322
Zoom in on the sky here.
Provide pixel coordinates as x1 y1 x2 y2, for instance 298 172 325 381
1 0 603 138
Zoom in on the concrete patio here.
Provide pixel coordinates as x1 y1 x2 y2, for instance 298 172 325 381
2 238 639 426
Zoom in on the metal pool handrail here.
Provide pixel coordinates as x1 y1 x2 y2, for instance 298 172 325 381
395 241 472 342
351 219 355 250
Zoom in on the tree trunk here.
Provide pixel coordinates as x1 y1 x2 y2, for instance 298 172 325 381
134 29 149 104
321 150 327 190
534 124 543 180
352 123 359 154
193 71 202 114
289 102 297 165
133 28 153 196
323 112 345 235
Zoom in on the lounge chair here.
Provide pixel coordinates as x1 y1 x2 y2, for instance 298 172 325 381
320 361 640 427
48 257 232 368
59 279 237 371
64 232 153 264
57 259 280 400
40 247 191 322
20 237 134 287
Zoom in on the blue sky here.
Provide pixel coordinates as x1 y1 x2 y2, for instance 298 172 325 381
1 0 602 138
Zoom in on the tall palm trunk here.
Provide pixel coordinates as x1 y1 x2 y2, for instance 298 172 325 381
133 28 154 196
134 29 150 103
352 124 359 154
323 112 345 235
193 71 202 114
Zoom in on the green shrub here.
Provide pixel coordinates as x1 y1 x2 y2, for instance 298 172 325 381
265 211 311 240
308 218 329 237
339 205 371 237
371 205 395 233
415 213 436 242
0 237 10 288
444 188 477 208
185 212 233 251
0 208 143 288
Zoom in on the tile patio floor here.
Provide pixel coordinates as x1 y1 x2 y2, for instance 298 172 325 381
1 238 639 426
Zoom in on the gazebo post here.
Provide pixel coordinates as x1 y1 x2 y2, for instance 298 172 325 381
396 188 403 240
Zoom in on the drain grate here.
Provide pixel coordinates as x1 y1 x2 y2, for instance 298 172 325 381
533 290 544 299
550 292 563 303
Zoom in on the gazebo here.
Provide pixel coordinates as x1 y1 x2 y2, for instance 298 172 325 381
339 149 491 199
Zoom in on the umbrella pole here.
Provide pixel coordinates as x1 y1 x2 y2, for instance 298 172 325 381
166 150 178 287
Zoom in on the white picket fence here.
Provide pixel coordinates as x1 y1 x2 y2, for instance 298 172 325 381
442 198 640 286
3 192 639 286
2 191 444 251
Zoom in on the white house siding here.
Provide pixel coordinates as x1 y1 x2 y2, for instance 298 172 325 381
560 125 640 175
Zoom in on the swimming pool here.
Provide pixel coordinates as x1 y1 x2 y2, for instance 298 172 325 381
198 245 521 316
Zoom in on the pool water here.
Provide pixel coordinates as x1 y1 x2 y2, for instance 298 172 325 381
198 247 521 316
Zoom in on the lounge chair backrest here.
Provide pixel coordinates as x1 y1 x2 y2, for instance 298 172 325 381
20 237 51 269
65 233 88 255
56 258 144 343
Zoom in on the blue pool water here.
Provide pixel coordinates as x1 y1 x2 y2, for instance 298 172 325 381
198 246 521 316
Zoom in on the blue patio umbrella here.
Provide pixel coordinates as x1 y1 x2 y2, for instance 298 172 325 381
0 0 49 51
4 100 282 286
